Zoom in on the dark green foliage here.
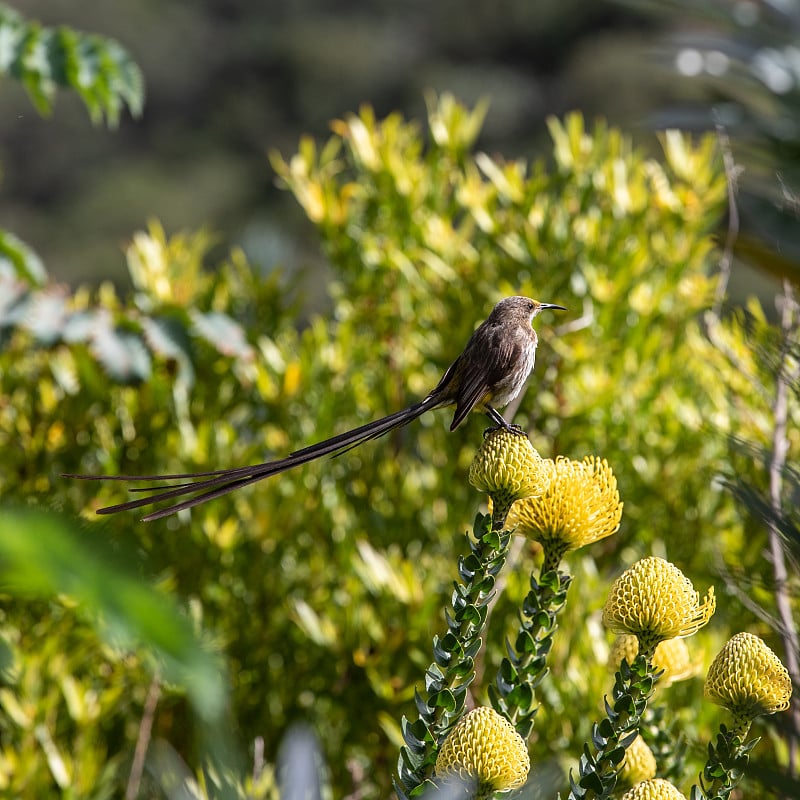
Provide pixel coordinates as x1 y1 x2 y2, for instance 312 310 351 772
690 724 761 800
634 0 800 285
567 655 655 800
0 230 257 389
639 704 688 784
0 2 143 125
397 514 513 795
489 568 572 739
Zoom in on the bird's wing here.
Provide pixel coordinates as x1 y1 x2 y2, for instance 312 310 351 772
449 324 522 430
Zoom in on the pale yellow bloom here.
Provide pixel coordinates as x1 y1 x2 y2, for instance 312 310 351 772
620 735 657 786
507 456 622 559
602 557 715 656
435 706 529 796
705 632 792 726
469 428 549 517
621 778 687 800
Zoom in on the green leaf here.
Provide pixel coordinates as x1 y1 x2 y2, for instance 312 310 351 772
0 508 226 722
597 718 615 739
534 610 551 629
579 770 604 793
614 694 637 716
191 310 253 360
448 656 474 679
428 689 457 712
480 529 501 550
506 683 533 709
472 512 491 538
409 779 438 798
440 631 463 656
514 629 536 654
0 229 47 285
408 718 433 744
432 637 453 668
454 603 482 626
499 658 519 683
539 569 561 592
91 324 152 383
608 744 627 765
0 4 143 126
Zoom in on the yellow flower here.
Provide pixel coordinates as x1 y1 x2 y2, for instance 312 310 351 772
705 632 792 728
469 428 549 518
602 558 715 657
620 735 657 786
507 456 622 565
435 706 529 796
621 778 687 800
609 635 697 687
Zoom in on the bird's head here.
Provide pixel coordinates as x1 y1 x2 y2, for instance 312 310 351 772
495 296 567 325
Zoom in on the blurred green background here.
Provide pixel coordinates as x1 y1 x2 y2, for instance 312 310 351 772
0 0 685 293
1 2 798 799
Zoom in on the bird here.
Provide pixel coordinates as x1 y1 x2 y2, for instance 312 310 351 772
65 296 565 521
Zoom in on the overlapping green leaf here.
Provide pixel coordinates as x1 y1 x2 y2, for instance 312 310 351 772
0 3 143 125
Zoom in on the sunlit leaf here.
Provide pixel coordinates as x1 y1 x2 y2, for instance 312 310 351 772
0 508 227 722
0 2 144 126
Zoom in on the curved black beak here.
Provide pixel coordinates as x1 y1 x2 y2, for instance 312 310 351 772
540 303 567 311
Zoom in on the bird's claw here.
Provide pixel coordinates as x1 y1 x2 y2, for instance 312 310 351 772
483 422 527 438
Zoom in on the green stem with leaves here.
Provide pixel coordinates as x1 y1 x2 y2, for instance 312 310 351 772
567 654 657 800
395 511 514 799
489 564 572 739
639 703 688 784
690 723 760 800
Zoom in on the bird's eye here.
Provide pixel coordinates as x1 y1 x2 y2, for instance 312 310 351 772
527 301 535 312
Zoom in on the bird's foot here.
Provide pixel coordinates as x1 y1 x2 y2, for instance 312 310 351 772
483 422 527 438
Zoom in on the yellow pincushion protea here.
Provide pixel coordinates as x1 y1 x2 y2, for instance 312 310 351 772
469 428 549 518
704 632 792 731
507 456 622 567
609 635 697 687
602 557 715 657
435 706 529 795
620 735 657 786
621 778 687 800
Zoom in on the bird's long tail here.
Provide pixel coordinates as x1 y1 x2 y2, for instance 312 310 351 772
65 396 438 521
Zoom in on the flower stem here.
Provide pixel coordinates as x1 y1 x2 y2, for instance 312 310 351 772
489 563 572 739
690 723 760 800
395 512 513 799
567 654 657 799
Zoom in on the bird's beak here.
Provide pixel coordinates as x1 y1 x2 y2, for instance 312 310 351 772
540 303 567 311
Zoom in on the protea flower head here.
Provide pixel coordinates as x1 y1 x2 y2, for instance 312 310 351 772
621 778 687 800
602 557 715 657
705 632 792 733
619 734 657 787
469 428 549 519
507 455 622 568
435 706 529 796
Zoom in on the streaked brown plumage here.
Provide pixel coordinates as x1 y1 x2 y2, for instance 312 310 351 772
65 296 565 520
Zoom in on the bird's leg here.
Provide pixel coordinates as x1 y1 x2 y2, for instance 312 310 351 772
483 405 527 437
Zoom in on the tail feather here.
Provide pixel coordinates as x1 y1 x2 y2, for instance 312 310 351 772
82 397 437 519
